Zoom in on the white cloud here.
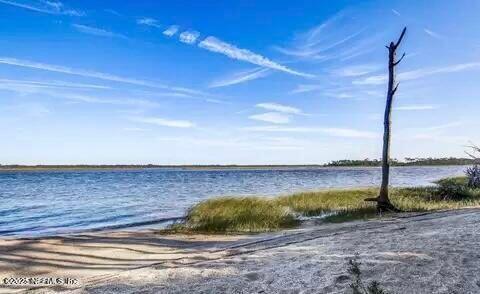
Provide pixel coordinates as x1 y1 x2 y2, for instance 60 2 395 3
104 9 122 16
2 103 51 118
130 116 195 128
243 125 378 138
352 75 387 85
72 24 128 39
137 17 161 28
256 102 301 114
331 64 382 77
283 11 345 55
179 30 200 44
289 84 322 94
198 36 314 78
63 94 159 107
0 79 160 107
123 127 148 132
155 135 305 151
0 0 83 16
354 61 480 85
208 68 270 88
249 112 291 124
424 28 443 40
0 78 110 90
163 25 179 37
324 92 355 99
391 9 401 16
0 57 209 96
396 105 439 111
274 10 367 62
409 121 463 132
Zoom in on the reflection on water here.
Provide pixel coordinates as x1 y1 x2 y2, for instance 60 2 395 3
0 166 467 237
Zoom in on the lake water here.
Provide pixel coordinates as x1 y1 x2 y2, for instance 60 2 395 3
0 166 468 237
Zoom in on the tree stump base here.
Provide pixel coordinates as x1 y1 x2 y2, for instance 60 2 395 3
364 197 402 213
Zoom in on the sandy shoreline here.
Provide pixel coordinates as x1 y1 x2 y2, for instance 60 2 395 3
1 208 480 293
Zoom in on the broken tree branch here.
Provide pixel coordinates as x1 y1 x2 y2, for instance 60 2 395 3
394 27 407 48
393 53 406 66
392 82 400 95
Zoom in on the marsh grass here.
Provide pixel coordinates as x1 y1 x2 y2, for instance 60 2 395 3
172 177 480 233
182 197 298 233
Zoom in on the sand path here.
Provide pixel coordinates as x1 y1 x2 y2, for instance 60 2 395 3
2 208 480 293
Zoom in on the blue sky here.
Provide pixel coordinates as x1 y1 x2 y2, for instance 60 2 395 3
1 0 479 165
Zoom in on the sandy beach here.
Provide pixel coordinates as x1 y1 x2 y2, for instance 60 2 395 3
0 208 479 293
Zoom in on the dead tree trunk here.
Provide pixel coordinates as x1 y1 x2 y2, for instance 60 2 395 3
366 27 406 212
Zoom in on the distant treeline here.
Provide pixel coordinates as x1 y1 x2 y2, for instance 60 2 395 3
0 158 476 170
0 164 323 170
326 157 476 167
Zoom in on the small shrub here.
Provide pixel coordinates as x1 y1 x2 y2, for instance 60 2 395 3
347 253 390 294
434 177 472 201
466 165 480 188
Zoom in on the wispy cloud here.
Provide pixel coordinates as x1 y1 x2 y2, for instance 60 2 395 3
130 116 195 128
2 103 51 118
354 61 480 85
156 23 312 78
276 7 393 66
163 25 179 37
424 28 444 40
409 121 463 132
0 80 160 107
274 28 366 61
0 78 110 90
179 30 200 44
243 125 378 138
155 135 306 151
104 9 122 16
256 102 302 114
274 9 372 63
331 64 382 77
396 104 439 111
137 17 161 28
208 68 270 88
63 93 160 107
72 24 128 39
0 0 84 16
1 86 160 109
398 62 480 81
276 11 345 59
0 57 208 96
289 84 323 94
352 75 386 86
198 36 314 78
324 92 355 99
123 127 148 132
399 121 465 143
249 112 291 124
391 9 401 16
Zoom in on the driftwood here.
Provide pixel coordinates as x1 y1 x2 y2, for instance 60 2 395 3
365 27 407 213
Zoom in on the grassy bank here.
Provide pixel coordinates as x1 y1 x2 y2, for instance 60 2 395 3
169 177 480 234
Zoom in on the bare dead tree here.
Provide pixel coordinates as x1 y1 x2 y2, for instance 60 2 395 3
366 27 407 212
465 143 480 161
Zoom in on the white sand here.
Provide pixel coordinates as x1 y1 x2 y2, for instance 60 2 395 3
3 208 480 293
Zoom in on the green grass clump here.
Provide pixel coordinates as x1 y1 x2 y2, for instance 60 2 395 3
276 189 376 216
171 177 480 234
183 197 298 233
435 176 468 186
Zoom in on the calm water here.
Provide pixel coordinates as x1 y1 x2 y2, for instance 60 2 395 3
0 166 467 237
